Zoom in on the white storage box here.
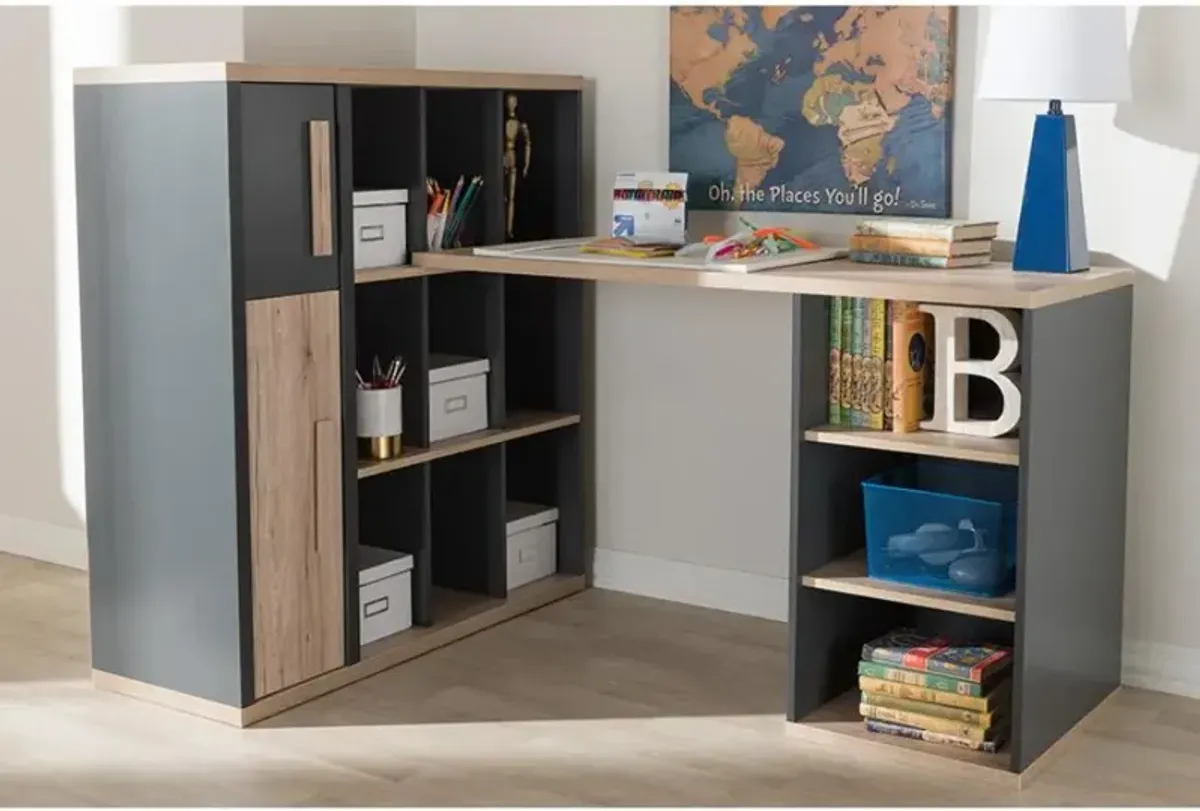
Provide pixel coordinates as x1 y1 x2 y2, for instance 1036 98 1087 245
429 354 490 443
358 545 414 646
506 501 558 590
352 189 408 270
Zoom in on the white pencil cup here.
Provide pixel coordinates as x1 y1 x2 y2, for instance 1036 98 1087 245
357 386 403 460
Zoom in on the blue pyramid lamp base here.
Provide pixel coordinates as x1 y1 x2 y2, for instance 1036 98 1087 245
1013 103 1089 273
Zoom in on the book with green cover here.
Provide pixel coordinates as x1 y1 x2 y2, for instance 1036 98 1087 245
828 297 842 425
860 690 1001 728
857 660 988 697
859 674 1010 712
850 298 867 426
867 299 886 429
839 298 853 422
862 629 1013 685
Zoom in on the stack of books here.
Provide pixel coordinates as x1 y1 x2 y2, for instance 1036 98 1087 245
827 298 933 433
858 629 1012 754
849 218 999 269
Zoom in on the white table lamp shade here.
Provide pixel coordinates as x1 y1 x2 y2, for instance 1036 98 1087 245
977 6 1132 103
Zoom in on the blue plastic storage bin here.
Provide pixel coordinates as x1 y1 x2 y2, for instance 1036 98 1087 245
861 459 1019 597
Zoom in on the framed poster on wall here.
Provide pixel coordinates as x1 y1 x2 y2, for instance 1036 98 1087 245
669 7 955 217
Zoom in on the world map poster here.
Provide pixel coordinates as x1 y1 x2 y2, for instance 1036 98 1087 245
669 7 955 217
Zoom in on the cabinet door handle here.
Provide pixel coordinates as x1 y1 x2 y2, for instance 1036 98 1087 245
308 120 333 257
314 418 338 553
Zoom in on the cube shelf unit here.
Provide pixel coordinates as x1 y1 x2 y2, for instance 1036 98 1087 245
74 63 589 727
786 290 1133 781
353 270 588 659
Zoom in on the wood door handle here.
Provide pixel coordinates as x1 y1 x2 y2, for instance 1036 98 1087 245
314 418 338 553
308 120 333 257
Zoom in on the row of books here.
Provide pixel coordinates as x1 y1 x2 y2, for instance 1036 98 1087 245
827 298 933 432
848 218 999 269
859 628 1012 754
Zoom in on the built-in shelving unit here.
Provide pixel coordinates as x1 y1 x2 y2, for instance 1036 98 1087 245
74 62 589 729
346 76 587 662
784 288 1132 782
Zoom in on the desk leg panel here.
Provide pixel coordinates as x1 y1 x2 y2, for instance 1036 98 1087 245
1013 286 1132 772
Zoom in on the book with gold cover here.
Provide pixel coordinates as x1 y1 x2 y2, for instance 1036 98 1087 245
859 703 997 740
890 301 929 434
860 690 1001 728
859 674 1010 713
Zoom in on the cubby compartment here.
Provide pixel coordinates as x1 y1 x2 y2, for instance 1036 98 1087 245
354 277 429 456
431 446 506 608
349 86 425 263
506 428 585 581
499 89 583 243
357 465 431 657
504 275 584 416
425 89 503 248
791 587 1015 773
430 273 505 429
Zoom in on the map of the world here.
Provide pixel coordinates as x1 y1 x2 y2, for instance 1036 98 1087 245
669 7 955 216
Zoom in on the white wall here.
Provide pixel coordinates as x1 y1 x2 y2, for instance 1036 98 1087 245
417 5 1200 696
244 6 416 67
0 7 86 567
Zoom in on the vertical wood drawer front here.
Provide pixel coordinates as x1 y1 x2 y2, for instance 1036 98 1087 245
246 291 345 698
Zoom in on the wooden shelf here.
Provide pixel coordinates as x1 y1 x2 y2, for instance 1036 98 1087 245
788 689 1012 777
804 425 1019 467
800 551 1016 623
357 410 580 479
355 265 457 284
361 576 577 661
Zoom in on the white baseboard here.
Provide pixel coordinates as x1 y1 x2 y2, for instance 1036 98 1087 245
1123 638 1200 699
592 547 788 622
0 513 88 570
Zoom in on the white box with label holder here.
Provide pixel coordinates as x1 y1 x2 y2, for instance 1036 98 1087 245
428 354 490 442
358 545 413 646
506 501 558 590
352 189 408 270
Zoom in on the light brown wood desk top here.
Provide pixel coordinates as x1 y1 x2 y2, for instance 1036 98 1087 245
74 62 585 91
413 250 1134 310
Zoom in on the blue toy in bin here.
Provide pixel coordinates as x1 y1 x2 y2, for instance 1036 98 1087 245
861 459 1019 597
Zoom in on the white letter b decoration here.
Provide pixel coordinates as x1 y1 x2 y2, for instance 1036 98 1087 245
918 305 1022 438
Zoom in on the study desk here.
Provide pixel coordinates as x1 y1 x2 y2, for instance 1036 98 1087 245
412 249 1136 786
74 60 1134 788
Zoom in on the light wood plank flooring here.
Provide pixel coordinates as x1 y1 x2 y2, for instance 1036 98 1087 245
2 552 1200 806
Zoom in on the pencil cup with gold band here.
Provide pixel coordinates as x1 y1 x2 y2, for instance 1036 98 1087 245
357 385 403 460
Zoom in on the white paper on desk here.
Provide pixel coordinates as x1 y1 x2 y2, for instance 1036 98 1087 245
473 238 847 273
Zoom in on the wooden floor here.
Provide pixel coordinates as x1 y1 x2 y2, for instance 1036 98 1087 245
3 553 1200 806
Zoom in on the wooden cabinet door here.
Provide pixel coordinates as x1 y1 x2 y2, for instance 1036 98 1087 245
246 290 344 698
238 83 339 300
